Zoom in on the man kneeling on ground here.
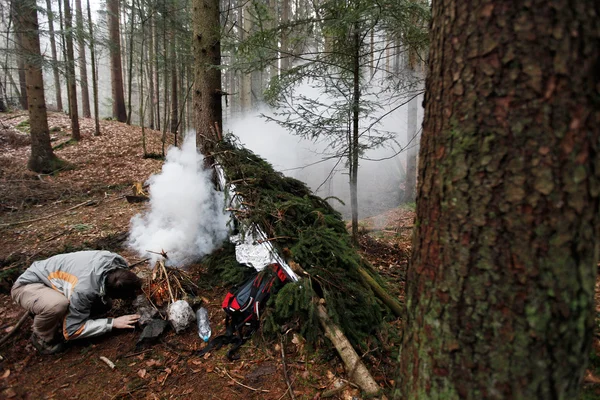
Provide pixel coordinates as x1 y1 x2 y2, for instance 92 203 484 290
11 250 142 354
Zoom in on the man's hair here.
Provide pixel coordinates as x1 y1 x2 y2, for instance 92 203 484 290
105 269 142 300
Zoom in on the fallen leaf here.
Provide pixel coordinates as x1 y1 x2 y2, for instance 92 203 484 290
137 369 147 379
1 370 10 379
2 388 16 398
191 360 203 366
145 359 161 367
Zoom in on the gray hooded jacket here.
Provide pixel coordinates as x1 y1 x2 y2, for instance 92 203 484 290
14 250 129 340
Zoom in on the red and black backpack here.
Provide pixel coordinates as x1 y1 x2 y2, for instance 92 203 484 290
198 263 288 360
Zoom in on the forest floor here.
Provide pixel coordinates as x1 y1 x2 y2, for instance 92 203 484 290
0 111 599 399
0 111 413 400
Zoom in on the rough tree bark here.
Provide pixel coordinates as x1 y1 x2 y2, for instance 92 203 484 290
75 0 90 118
63 0 81 140
193 0 222 161
399 1 600 399
16 0 60 172
107 0 127 122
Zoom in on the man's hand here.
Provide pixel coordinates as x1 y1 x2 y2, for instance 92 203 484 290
113 314 140 329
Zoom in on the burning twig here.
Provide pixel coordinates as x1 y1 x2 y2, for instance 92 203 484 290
158 261 175 304
147 249 169 259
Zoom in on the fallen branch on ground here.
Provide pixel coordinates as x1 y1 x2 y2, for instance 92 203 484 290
0 312 30 348
0 199 96 228
280 335 296 400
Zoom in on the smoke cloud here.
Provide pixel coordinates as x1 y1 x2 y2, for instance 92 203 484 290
128 134 230 266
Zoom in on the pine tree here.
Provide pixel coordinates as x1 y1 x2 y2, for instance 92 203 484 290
399 1 600 398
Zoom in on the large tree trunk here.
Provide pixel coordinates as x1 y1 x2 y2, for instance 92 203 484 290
399 1 600 399
107 0 127 122
63 0 81 140
193 0 222 160
74 0 90 118
45 0 63 111
16 0 60 172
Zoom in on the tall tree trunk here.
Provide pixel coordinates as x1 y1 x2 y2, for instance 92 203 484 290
75 0 90 117
280 0 290 71
239 4 251 111
170 34 178 138
161 9 169 156
402 91 418 204
107 0 127 122
399 1 600 399
14 28 28 110
86 0 100 136
193 0 222 161
137 0 146 154
45 0 63 111
16 0 60 172
147 11 155 130
126 0 135 125
152 13 160 131
58 0 71 114
349 27 360 245
63 0 81 140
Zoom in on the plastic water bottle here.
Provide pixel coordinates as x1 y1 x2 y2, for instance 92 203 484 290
196 307 211 342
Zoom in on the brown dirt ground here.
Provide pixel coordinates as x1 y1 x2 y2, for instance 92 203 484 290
0 112 413 400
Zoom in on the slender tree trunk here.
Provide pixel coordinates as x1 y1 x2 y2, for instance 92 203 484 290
86 0 100 135
14 28 28 110
193 0 222 161
161 9 169 155
147 12 155 130
75 0 90 118
58 0 71 114
46 0 63 111
280 0 290 71
349 28 360 245
170 34 178 139
137 0 146 154
399 1 600 399
126 0 135 125
16 0 60 172
152 13 160 131
239 4 251 111
107 0 127 122
63 0 81 140
403 91 418 204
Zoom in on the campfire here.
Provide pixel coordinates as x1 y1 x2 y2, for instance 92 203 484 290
134 251 202 344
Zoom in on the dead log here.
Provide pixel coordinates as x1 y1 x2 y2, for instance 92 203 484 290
316 303 380 396
357 266 403 318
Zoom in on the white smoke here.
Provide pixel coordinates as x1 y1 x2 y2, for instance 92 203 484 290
128 134 230 266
